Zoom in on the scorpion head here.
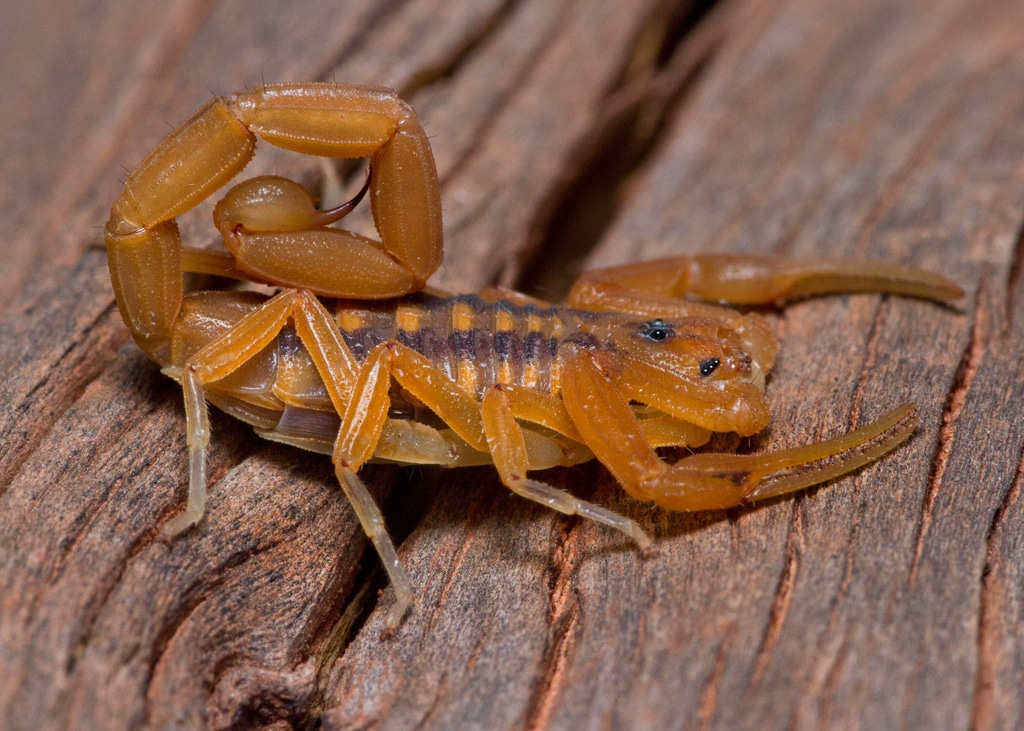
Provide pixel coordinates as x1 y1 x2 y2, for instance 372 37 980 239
591 311 778 436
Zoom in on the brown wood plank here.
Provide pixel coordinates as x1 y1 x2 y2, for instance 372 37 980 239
1 0 1022 728
588 2 1024 728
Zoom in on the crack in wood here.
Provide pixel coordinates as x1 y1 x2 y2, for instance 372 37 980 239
414 667 453 730
849 18 985 258
399 0 524 96
34 443 167 623
139 583 223 728
515 1 726 298
309 571 379 710
817 633 851 726
307 472 414 646
1002 214 1024 335
751 500 803 685
61 526 160 678
314 0 526 101
971 427 1024 731
911 278 988 582
139 534 292 728
696 630 730 730
796 491 863 726
309 0 413 83
524 522 581 730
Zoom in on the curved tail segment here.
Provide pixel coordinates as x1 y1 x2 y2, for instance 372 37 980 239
105 83 443 365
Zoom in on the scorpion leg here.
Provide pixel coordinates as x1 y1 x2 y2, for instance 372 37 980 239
323 340 598 628
288 301 422 632
166 291 302 535
562 351 918 510
167 287 420 630
176 292 416 630
569 254 963 315
325 340 563 627
475 385 604 466
328 342 646 622
497 385 582 441
633 411 712 449
328 341 489 629
474 382 704 451
481 386 652 548
164 288 361 535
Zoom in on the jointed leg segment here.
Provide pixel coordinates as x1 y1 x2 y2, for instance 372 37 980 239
162 286 419 628
164 289 349 534
480 387 653 549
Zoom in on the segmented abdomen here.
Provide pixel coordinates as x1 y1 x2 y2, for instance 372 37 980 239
334 293 601 397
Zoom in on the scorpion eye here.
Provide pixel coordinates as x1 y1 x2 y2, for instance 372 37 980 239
699 357 721 376
642 319 673 342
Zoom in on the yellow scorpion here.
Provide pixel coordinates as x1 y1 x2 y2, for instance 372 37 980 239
105 83 962 628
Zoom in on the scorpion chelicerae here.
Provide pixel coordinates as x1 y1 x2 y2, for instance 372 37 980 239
105 83 962 629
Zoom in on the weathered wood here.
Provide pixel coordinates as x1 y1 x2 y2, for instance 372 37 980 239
1 0 1022 728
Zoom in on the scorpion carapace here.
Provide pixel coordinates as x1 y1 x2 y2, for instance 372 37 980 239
105 83 963 630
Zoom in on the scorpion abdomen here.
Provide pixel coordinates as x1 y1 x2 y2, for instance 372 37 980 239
333 293 605 398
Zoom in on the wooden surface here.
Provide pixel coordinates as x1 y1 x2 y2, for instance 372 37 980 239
1 0 1023 728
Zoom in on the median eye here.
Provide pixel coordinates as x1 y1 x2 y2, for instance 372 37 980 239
642 320 673 342
699 357 721 376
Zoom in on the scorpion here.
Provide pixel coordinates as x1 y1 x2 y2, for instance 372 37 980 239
105 83 962 629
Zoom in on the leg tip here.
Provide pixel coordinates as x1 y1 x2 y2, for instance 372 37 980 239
381 596 412 637
633 526 656 554
162 510 202 539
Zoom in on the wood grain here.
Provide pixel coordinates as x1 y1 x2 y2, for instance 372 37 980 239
2 0 1023 728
